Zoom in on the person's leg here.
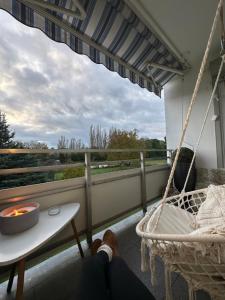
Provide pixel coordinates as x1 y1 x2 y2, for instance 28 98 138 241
108 256 155 300
78 240 110 300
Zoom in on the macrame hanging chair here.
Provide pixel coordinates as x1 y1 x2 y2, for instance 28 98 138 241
136 1 225 299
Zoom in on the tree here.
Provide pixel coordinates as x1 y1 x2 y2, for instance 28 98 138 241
57 136 69 149
0 139 56 189
69 138 85 150
89 125 107 149
57 136 85 163
69 137 85 162
57 136 69 163
89 125 108 161
0 111 15 148
23 141 48 149
0 112 56 189
140 138 166 159
107 128 144 160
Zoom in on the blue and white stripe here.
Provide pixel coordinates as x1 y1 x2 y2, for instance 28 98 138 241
0 0 184 96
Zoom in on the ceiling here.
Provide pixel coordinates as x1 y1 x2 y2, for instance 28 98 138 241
126 0 222 67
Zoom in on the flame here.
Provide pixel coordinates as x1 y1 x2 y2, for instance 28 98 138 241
10 209 28 217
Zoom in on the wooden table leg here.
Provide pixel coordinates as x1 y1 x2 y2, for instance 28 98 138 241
16 259 25 300
7 263 16 294
71 219 84 258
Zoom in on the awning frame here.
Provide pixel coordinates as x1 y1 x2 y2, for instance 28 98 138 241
18 0 161 94
20 0 86 19
146 62 184 76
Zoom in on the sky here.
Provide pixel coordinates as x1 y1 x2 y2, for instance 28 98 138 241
0 10 166 148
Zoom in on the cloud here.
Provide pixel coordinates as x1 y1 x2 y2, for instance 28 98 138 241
0 10 165 147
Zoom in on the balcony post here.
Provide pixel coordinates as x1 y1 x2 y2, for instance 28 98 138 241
167 149 173 165
140 151 147 213
85 152 92 246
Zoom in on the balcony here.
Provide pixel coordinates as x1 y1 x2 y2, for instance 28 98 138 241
0 149 211 299
0 149 172 299
0 0 223 298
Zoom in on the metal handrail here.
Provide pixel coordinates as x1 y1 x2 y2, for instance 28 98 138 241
0 148 172 154
0 163 85 176
0 149 169 176
0 148 171 245
91 159 140 166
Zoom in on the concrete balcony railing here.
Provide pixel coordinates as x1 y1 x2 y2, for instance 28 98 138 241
0 148 171 266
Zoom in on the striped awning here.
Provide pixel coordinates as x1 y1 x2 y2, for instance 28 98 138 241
0 0 184 96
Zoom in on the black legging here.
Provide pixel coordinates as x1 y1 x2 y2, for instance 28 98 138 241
78 251 155 300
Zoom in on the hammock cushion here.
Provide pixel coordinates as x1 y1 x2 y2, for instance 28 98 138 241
196 184 225 227
147 204 195 235
185 225 225 264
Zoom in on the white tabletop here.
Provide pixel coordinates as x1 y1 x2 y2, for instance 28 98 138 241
0 203 80 266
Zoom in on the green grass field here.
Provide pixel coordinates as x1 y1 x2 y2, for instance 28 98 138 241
54 158 167 180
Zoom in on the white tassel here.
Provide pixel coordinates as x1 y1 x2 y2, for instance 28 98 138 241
217 245 221 264
150 252 157 286
141 239 149 272
188 285 195 300
165 264 172 300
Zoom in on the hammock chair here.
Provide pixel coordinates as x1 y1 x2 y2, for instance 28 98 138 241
136 1 225 299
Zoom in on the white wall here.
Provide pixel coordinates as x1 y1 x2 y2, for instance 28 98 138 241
164 64 218 169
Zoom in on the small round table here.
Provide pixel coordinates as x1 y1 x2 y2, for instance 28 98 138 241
0 203 84 300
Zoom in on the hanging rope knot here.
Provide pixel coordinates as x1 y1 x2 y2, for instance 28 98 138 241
222 54 225 63
180 189 185 195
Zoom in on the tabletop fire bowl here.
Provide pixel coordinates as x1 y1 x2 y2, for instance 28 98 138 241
0 202 40 235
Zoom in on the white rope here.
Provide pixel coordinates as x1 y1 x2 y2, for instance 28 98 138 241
182 55 225 192
136 187 225 299
153 0 224 230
